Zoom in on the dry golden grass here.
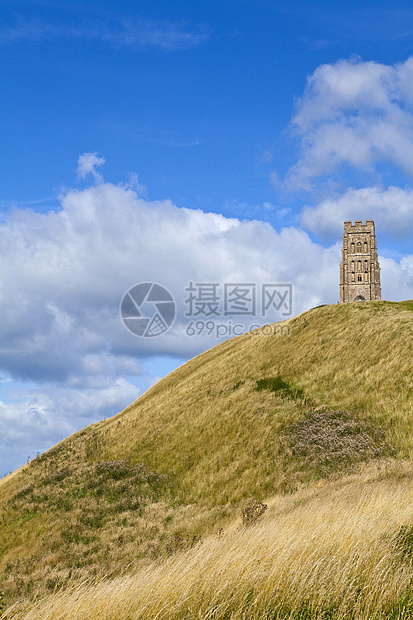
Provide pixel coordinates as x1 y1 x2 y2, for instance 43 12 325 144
5 461 413 619
1 300 413 614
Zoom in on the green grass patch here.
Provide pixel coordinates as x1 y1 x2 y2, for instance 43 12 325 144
256 375 305 401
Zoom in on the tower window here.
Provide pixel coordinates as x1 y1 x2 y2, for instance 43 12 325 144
358 274 362 282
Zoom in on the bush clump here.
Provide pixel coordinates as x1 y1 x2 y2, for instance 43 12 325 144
241 502 268 527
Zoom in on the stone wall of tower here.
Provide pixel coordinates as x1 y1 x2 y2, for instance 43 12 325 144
339 220 381 303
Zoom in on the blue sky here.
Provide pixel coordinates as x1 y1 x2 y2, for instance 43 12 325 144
1 0 413 475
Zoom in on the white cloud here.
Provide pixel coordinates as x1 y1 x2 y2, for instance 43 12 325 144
0 182 324 375
283 56 413 190
1 176 410 366
301 185 413 241
77 152 106 182
380 256 413 301
0 378 140 476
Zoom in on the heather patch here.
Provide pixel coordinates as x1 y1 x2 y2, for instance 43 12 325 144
280 408 394 478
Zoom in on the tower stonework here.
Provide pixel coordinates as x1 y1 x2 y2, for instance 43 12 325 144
339 220 381 303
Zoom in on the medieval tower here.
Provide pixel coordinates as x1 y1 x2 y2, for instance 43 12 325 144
339 220 381 303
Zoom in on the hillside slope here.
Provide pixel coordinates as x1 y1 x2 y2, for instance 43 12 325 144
1 300 413 612
7 463 413 619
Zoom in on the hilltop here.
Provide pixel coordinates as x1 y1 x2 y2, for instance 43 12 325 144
1 300 413 618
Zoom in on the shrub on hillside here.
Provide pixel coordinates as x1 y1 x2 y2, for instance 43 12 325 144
241 502 268 527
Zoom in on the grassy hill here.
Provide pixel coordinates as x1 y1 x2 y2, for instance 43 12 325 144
1 299 413 618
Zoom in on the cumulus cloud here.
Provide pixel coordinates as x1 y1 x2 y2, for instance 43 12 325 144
301 185 413 241
0 180 340 374
77 152 105 182
380 256 413 302
1 162 412 474
1 174 411 370
283 56 413 190
0 378 140 475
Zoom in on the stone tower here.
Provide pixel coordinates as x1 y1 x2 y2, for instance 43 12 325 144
339 220 381 303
